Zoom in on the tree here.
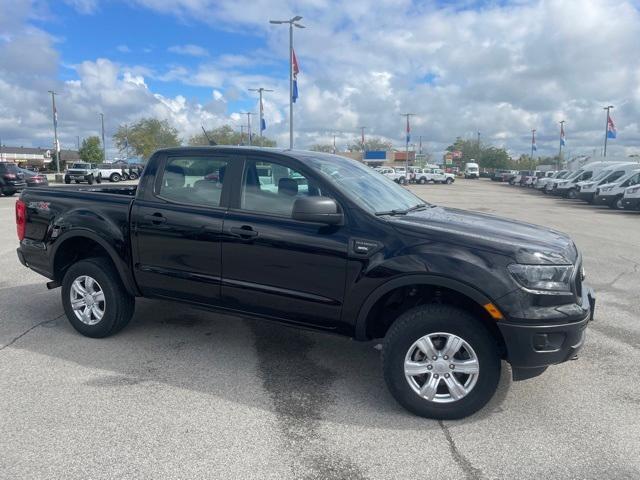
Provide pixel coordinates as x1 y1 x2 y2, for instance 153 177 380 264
188 125 276 147
310 144 335 153
78 136 104 163
113 118 181 159
347 137 393 152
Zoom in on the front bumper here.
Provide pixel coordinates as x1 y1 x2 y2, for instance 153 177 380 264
2 181 26 192
621 197 640 210
577 191 595 202
594 194 615 206
497 286 595 371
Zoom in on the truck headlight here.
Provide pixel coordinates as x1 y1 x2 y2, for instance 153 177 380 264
600 186 614 193
508 264 574 293
627 186 640 195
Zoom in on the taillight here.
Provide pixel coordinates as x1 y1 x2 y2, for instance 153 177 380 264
16 200 26 241
4 173 16 179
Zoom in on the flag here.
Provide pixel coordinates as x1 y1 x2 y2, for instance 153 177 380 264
607 113 617 139
406 116 411 144
560 123 566 146
260 97 266 132
292 49 300 103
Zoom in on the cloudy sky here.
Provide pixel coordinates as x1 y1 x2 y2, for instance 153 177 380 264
1 0 639 159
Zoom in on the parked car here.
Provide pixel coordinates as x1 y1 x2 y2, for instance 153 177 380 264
510 170 533 186
19 167 49 187
593 169 640 209
97 164 125 182
576 162 637 204
380 167 406 184
16 146 594 420
64 163 102 184
0 163 26 196
424 167 455 184
491 169 510 182
621 183 640 211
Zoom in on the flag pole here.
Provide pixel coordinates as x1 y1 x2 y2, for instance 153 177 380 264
48 90 60 174
530 129 536 169
603 105 613 157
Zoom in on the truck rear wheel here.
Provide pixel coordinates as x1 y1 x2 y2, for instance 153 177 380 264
61 257 135 338
110 173 121 182
382 304 500 419
87 174 94 185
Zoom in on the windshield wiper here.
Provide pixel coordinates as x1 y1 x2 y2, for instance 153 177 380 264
375 203 428 216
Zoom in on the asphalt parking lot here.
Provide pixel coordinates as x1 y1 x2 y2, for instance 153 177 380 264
1 179 639 479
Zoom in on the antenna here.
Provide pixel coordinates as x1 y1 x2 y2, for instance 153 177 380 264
201 125 217 146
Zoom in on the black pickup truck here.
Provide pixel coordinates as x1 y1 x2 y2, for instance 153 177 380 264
15 147 595 419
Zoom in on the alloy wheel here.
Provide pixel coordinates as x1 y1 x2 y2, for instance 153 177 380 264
70 275 106 325
404 332 480 403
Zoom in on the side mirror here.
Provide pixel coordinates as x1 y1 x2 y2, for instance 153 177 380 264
292 196 343 225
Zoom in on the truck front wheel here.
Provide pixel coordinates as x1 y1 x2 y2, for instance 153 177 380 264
61 257 135 338
382 304 501 419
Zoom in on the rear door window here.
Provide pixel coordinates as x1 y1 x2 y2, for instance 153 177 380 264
158 156 229 208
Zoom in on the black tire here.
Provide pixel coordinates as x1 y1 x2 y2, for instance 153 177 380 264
446 178 453 184
75 180 80 184
128 172 138 180
61 257 135 338
382 304 501 419
110 173 121 182
609 196 624 210
3 190 15 196
64 176 71 184
567 188 577 199
87 174 94 185
96 175 102 184
419 177 426 184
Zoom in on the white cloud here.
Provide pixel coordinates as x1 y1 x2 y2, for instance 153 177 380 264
116 44 131 53
2 0 640 159
168 44 209 57
63 0 99 14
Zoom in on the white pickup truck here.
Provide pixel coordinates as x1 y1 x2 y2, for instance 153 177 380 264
419 167 455 184
97 164 130 182
379 167 408 184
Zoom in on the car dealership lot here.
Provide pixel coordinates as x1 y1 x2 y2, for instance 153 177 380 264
1 179 639 479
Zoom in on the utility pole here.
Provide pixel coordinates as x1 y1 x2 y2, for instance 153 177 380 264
241 112 255 146
558 120 565 170
100 113 106 162
418 135 423 155
332 133 337 154
239 125 245 145
269 16 305 149
248 87 274 146
76 136 80 150
48 90 60 174
603 105 614 157
400 113 416 178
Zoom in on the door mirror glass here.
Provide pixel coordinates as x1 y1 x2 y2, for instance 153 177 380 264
292 196 343 224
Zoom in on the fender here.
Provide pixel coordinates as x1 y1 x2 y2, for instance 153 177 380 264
354 274 494 341
50 229 140 296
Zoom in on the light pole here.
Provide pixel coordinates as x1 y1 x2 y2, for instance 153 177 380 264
358 126 367 160
400 113 415 176
269 16 304 149
48 90 60 174
249 87 274 146
603 105 614 157
530 129 536 169
558 120 565 169
100 113 106 161
333 133 337 154
241 112 255 146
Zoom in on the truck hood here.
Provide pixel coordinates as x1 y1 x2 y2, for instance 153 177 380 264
387 206 577 265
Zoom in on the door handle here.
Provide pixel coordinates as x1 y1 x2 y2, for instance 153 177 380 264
229 226 258 238
143 213 167 224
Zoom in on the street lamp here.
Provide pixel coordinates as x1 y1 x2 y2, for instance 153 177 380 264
269 16 305 149
99 113 106 162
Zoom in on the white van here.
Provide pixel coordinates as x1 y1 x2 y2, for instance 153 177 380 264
593 169 640 209
621 183 640 211
537 170 568 191
576 162 639 203
554 161 623 199
464 162 479 179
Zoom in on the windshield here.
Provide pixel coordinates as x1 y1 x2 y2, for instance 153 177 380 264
299 151 426 214
565 169 583 180
71 163 90 169
591 169 613 182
